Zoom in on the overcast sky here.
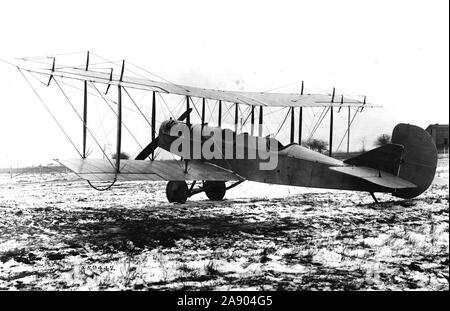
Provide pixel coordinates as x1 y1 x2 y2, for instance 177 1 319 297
0 0 448 167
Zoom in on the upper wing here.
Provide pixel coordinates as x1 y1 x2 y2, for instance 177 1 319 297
56 158 243 182
18 64 379 108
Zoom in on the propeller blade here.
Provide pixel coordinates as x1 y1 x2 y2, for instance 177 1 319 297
177 108 192 121
135 137 159 160
135 108 192 160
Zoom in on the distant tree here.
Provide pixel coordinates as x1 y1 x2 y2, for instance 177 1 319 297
375 134 391 147
303 139 328 154
112 152 130 160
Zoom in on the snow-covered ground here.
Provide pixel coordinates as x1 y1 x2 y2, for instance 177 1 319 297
0 158 448 290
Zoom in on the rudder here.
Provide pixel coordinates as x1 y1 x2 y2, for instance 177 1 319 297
391 123 437 199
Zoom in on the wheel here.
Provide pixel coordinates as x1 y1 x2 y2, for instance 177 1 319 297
166 181 189 203
203 181 226 200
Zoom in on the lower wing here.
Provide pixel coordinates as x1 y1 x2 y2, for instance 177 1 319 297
56 158 243 182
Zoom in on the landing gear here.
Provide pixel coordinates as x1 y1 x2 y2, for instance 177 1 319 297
166 181 188 203
203 181 226 201
165 180 234 203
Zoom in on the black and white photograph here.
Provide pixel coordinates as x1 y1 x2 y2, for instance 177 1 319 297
0 0 448 299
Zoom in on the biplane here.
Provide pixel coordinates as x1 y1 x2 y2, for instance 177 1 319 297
6 52 437 203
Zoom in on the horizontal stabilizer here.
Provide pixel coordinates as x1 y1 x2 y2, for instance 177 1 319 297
344 143 404 175
56 159 242 182
329 166 417 189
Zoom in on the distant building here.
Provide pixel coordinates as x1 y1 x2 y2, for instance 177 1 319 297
426 124 449 153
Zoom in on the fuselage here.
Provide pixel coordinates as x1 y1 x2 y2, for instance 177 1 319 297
157 121 389 193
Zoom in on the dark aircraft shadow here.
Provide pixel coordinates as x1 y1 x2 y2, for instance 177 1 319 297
60 201 317 252
58 193 429 252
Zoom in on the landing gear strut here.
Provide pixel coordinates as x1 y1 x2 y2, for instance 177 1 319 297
166 181 189 203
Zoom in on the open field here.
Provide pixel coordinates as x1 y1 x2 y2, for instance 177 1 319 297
0 158 448 290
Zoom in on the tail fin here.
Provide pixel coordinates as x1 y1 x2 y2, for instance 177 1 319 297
343 123 437 199
390 123 437 199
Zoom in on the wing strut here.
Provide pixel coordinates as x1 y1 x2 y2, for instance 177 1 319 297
360 96 367 112
258 106 263 136
115 60 125 173
329 87 335 157
151 91 156 160
338 94 344 113
82 51 89 158
218 100 222 127
186 95 191 126
234 103 239 133
201 98 206 127
298 81 304 144
347 105 351 156
105 68 113 95
290 107 295 143
46 57 55 86
250 105 255 136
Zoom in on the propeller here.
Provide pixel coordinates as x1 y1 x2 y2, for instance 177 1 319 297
177 108 192 124
135 137 159 160
135 108 192 160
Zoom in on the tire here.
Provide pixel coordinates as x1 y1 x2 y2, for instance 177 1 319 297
203 181 226 201
166 181 189 203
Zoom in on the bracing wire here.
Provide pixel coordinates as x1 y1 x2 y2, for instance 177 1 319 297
27 69 108 160
188 96 203 120
90 52 189 93
275 108 291 138
206 100 218 124
126 60 190 93
17 52 373 162
221 102 234 123
241 105 253 128
30 73 150 158
17 51 85 60
335 108 359 152
124 87 187 162
157 92 176 120
90 82 148 159
122 87 153 129
55 60 122 70
27 70 50 86
17 68 83 158
52 78 155 121
307 107 329 141
262 81 302 93
53 78 115 168
310 107 328 135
